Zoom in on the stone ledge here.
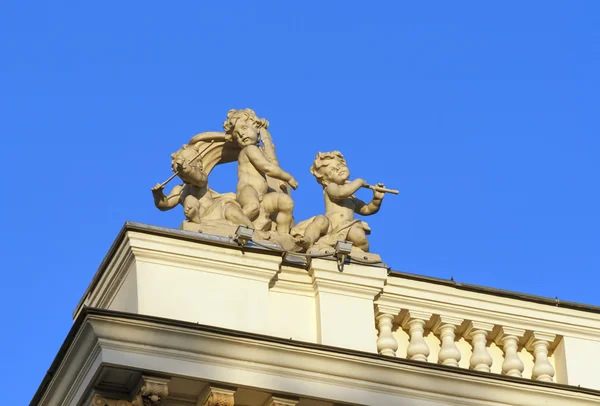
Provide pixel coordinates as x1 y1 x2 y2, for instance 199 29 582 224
33 309 600 406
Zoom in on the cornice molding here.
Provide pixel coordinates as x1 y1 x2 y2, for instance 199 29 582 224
37 311 600 406
309 259 387 300
269 266 315 297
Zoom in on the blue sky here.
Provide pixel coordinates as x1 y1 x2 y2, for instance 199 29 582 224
1 2 599 403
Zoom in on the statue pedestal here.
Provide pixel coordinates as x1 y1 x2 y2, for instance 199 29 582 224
181 220 301 252
75 222 388 352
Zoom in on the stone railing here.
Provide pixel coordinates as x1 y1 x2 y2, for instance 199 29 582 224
375 307 556 381
374 272 600 385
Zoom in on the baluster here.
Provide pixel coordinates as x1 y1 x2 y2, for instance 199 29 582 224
432 316 463 367
376 306 399 356
464 321 494 372
494 327 525 377
526 332 556 382
401 310 432 362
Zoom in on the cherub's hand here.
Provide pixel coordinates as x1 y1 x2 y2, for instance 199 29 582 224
288 177 299 190
179 161 192 173
151 183 164 194
372 183 386 200
258 118 270 129
355 178 368 187
278 181 289 193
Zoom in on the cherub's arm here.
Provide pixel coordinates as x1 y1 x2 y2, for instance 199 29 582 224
355 185 385 215
243 145 298 188
152 184 184 211
325 179 365 202
354 196 383 215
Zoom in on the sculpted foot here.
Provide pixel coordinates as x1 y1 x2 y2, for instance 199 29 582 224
254 230 271 240
294 236 313 250
184 205 201 223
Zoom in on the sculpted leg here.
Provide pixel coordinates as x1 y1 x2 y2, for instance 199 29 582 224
237 185 261 221
299 215 330 248
183 195 202 223
223 204 254 228
262 192 294 234
347 225 369 252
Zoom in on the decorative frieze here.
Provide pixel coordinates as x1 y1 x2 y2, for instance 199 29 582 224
263 395 300 406
198 384 237 406
88 376 169 406
89 395 132 406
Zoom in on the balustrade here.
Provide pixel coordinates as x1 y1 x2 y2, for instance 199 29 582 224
374 307 559 383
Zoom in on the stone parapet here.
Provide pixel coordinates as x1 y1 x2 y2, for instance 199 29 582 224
74 223 600 392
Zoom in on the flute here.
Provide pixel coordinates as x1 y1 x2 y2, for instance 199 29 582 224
363 183 399 195
347 181 398 195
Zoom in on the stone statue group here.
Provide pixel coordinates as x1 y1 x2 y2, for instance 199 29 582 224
152 109 396 254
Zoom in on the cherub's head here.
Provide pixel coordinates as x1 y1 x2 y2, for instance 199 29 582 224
223 108 269 148
171 144 206 187
310 151 349 186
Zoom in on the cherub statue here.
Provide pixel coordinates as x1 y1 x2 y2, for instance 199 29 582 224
222 109 299 234
293 151 387 252
151 143 254 229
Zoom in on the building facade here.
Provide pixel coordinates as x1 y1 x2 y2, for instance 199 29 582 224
31 223 600 406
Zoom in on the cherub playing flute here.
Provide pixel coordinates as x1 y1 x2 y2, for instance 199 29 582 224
292 150 396 252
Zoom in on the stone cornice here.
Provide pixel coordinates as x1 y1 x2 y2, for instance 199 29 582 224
389 270 600 315
269 265 315 297
75 227 285 319
73 223 287 318
32 309 600 406
128 230 282 281
88 242 135 313
74 237 135 319
36 321 101 406
309 259 387 300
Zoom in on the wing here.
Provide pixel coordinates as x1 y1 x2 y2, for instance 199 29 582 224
188 131 241 176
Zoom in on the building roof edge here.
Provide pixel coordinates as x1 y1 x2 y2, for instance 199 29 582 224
31 307 600 405
388 269 600 315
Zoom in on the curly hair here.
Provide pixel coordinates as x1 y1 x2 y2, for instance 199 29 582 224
222 108 269 134
310 151 347 186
